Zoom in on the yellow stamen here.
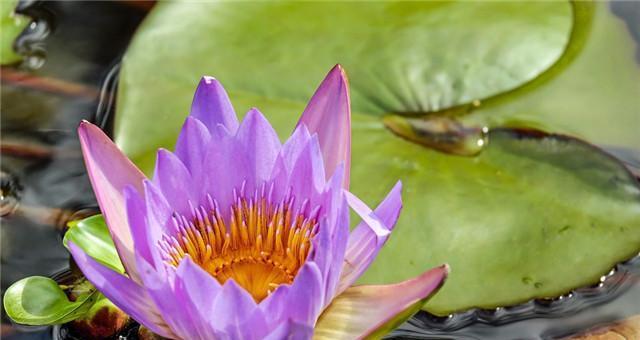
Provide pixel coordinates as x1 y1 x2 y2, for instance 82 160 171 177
160 187 318 303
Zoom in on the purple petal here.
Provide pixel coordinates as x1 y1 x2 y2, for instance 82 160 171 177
190 76 239 134
269 125 312 203
142 180 174 268
260 262 324 328
135 258 199 339
171 257 223 339
315 204 350 303
211 279 259 330
297 65 351 188
321 163 345 230
310 219 334 297
308 166 350 302
175 116 211 180
258 282 289 320
279 125 312 173
235 108 282 190
288 135 326 208
263 320 314 340
315 265 449 339
282 262 325 325
77 121 145 283
338 181 403 293
153 149 193 216
200 131 246 219
224 309 269 340
175 257 222 316
68 242 174 338
124 186 154 265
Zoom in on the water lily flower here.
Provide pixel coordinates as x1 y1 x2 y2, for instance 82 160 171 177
69 65 448 339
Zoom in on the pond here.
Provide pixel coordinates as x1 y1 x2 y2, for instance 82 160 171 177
1 1 639 339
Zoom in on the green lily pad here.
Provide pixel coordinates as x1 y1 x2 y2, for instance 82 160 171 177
458 2 640 153
0 0 29 65
64 215 125 274
352 126 640 314
115 0 572 161
113 0 640 315
3 276 99 325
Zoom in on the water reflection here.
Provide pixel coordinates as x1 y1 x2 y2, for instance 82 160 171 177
1 2 151 338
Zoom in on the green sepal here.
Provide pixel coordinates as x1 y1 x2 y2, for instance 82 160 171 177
3 276 100 326
63 214 125 274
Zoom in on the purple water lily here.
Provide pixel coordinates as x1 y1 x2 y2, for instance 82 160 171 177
69 66 448 339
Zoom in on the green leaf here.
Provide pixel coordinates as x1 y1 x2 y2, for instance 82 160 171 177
113 1 640 315
115 1 572 164
457 1 640 153
3 276 100 325
63 215 125 274
352 126 640 314
0 0 29 65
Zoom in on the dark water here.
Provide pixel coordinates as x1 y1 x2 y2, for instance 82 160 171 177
1 1 638 339
1 1 150 338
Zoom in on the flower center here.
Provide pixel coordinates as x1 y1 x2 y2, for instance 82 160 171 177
159 185 318 302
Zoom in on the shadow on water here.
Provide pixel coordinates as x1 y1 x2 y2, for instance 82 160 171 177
0 1 638 339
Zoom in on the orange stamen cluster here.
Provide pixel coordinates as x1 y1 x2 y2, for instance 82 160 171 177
158 184 319 302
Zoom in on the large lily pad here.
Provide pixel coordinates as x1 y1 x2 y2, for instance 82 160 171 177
353 126 640 314
458 2 640 153
113 1 640 315
115 1 572 161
